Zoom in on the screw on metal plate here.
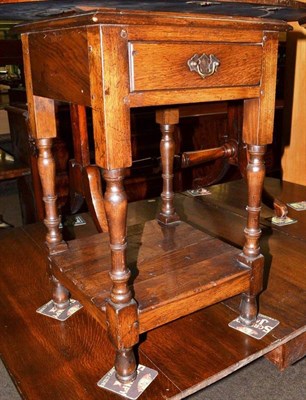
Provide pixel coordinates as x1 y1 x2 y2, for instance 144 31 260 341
36 299 83 321
98 364 158 400
229 313 280 340
186 187 212 197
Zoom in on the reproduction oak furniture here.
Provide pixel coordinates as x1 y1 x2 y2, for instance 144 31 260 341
17 4 290 388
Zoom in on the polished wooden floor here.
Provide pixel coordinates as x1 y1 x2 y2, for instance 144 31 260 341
0 178 305 399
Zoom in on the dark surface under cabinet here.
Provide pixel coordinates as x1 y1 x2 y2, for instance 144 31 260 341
1 0 306 22
0 178 305 399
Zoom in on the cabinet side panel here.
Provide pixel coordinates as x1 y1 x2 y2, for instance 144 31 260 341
28 28 91 106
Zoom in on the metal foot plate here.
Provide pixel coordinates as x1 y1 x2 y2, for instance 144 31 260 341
229 313 279 340
271 216 297 226
185 188 211 197
97 364 158 399
36 299 83 321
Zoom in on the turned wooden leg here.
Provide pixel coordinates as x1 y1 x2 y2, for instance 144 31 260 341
36 137 69 308
23 40 69 309
103 168 139 384
36 138 65 252
237 144 266 326
156 108 180 225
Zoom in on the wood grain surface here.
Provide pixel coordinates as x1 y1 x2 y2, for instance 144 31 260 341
50 220 250 333
130 42 262 92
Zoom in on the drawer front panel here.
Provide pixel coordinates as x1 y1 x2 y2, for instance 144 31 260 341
129 42 262 92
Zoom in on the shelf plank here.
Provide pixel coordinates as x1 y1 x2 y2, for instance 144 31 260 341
51 220 249 333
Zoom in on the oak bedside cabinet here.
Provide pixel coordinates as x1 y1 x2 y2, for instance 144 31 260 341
17 3 289 388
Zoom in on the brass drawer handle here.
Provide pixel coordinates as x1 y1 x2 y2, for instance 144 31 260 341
187 53 220 79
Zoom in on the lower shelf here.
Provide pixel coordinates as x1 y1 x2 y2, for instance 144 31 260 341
51 220 250 333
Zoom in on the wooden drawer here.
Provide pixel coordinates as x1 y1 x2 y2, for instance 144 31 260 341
129 42 263 92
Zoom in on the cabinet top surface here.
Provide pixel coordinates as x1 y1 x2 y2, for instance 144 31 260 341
2 0 306 24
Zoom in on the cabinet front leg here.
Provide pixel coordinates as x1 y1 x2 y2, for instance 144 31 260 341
36 138 69 308
103 168 139 384
238 144 266 326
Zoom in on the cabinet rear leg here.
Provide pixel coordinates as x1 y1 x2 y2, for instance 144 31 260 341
156 108 180 225
238 144 266 326
37 136 70 312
